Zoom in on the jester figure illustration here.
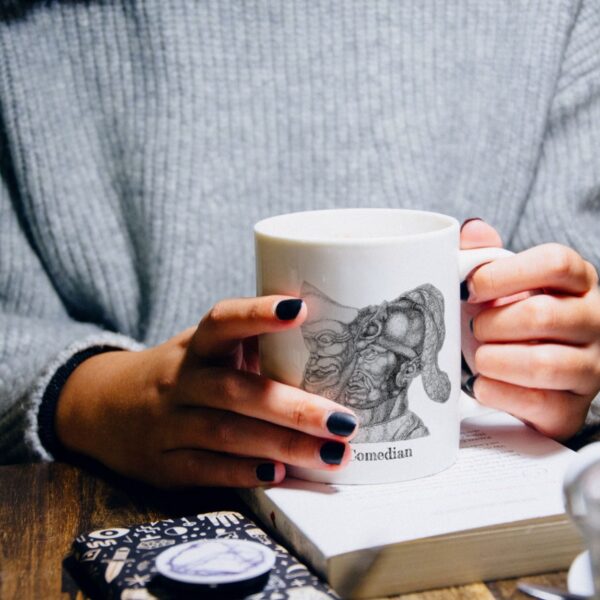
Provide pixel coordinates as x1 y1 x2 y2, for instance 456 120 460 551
300 282 451 443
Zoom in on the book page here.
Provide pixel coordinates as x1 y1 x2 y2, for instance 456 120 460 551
259 407 575 558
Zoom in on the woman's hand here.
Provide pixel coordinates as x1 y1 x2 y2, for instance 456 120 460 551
55 296 358 488
461 219 600 440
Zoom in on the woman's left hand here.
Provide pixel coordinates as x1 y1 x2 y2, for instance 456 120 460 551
460 219 600 440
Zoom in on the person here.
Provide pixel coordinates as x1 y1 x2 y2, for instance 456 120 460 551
1 1 599 488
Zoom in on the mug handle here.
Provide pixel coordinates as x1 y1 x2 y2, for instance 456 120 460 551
458 247 513 420
458 247 514 371
458 247 513 281
563 442 600 526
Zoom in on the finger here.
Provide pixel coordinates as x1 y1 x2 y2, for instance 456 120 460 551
467 244 597 303
471 376 590 441
166 408 352 470
472 293 600 345
192 296 307 359
474 342 600 395
176 367 359 440
460 218 503 250
159 449 286 488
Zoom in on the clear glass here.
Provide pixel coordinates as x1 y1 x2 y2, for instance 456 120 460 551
566 460 600 597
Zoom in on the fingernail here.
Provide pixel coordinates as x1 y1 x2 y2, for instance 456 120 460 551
320 441 345 465
326 412 357 437
469 318 474 333
460 217 484 231
256 463 276 482
460 280 470 301
463 375 478 397
275 299 303 321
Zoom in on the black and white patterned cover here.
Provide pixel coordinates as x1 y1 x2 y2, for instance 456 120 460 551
68 511 339 599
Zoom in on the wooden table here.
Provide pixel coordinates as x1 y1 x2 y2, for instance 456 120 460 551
0 462 572 600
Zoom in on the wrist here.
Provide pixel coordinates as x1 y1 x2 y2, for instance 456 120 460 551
53 349 126 459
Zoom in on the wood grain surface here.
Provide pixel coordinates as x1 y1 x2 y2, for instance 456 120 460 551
0 462 572 599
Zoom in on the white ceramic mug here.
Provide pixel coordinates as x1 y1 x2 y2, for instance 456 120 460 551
254 208 511 484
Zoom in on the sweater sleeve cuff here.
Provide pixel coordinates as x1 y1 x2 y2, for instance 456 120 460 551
25 332 145 461
37 346 120 462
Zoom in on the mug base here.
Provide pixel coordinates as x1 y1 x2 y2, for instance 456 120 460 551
287 444 459 485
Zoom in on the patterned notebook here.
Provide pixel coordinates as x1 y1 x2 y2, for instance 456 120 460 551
67 511 339 599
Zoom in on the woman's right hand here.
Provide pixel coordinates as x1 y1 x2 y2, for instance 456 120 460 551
55 296 358 488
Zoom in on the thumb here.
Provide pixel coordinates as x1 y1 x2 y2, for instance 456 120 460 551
460 218 503 250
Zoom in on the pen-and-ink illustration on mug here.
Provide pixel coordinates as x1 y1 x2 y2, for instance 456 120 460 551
300 282 450 443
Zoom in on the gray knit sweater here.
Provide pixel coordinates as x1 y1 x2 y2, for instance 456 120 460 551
1 1 599 463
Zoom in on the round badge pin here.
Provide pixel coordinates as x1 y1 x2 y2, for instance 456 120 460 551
154 539 275 597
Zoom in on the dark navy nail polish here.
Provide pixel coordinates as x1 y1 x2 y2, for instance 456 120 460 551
461 353 473 376
320 441 345 465
256 463 276 482
275 299 303 320
469 318 474 333
463 375 478 397
460 217 484 231
460 281 470 301
326 412 357 437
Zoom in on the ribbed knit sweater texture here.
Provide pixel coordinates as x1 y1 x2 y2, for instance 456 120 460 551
1 1 600 462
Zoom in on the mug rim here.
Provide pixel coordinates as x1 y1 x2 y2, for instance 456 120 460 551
254 208 460 245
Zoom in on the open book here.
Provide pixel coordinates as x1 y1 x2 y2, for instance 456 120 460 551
240 395 583 598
